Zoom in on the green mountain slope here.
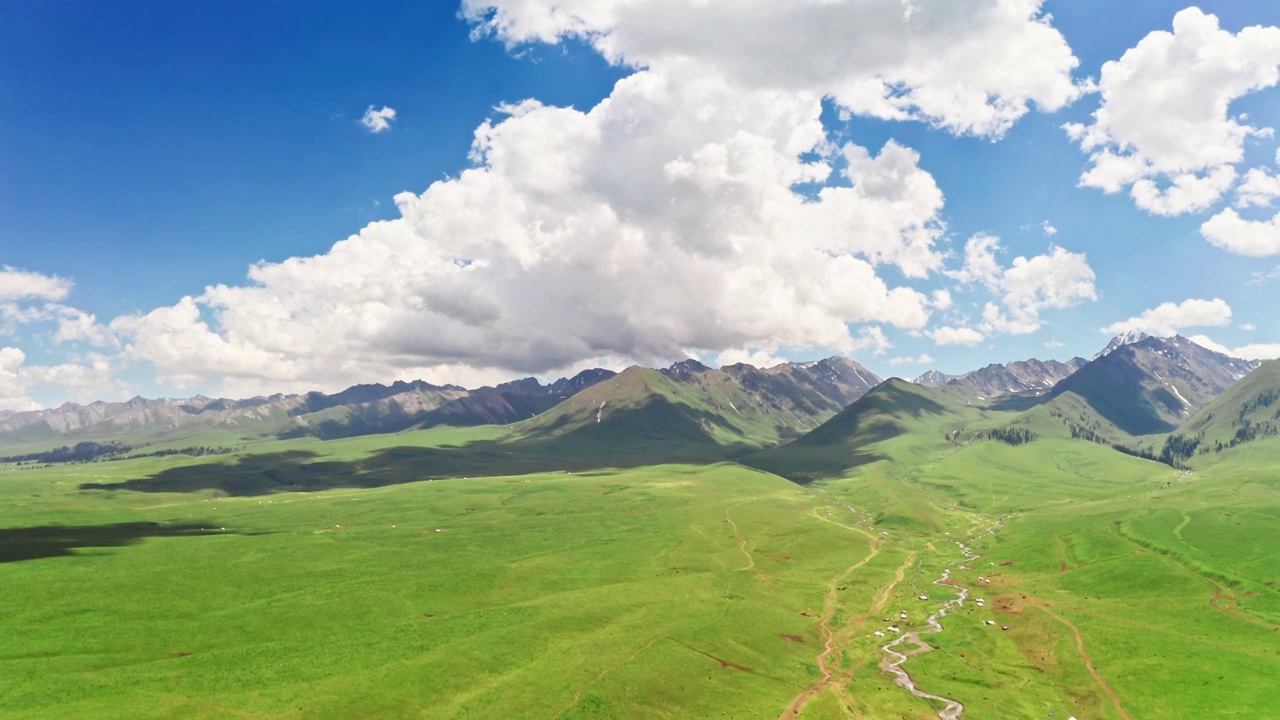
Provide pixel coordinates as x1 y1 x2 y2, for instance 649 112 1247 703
509 358 882 462
1169 359 1280 454
745 379 978 482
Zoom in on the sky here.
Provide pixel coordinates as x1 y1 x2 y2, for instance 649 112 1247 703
2 0 1280 409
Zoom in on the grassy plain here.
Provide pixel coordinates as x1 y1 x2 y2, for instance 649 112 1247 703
4 412 1280 718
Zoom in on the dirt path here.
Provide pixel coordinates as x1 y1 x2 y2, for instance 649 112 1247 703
777 512 884 720
551 636 665 719
868 553 915 618
724 507 755 571
1029 600 1132 720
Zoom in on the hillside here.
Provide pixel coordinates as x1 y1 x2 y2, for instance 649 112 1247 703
1168 359 1280 456
745 379 974 482
510 358 882 460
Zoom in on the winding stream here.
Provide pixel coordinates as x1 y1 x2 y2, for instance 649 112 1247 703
878 541 979 720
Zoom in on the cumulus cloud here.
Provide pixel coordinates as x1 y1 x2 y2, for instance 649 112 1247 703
713 347 788 369
948 234 1097 335
1102 298 1233 336
463 0 1083 138
0 263 115 363
1066 8 1280 215
1232 343 1280 360
1189 335 1280 360
361 106 397 133
0 345 119 410
0 267 72 302
6 1 1095 403
928 326 984 346
1236 167 1280 208
1201 208 1280 256
110 66 947 393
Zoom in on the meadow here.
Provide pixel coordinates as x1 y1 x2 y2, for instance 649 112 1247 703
3 419 1280 718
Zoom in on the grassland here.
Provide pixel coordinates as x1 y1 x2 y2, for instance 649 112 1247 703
4 404 1280 718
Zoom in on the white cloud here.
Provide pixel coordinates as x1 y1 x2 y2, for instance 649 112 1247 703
1236 167 1280 208
947 233 1003 288
0 345 120 410
850 326 893 356
1242 323 1257 331
1187 335 1232 355
1067 8 1280 215
930 289 952 310
1233 343 1280 360
0 2 1095 404
1001 247 1097 329
1102 298 1233 336
1189 335 1280 360
928 326 984 346
361 105 397 133
713 347 787 369
1201 208 1280 256
462 0 1083 139
889 353 935 366
0 267 72 302
1043 339 1065 348
949 234 1097 335
1042 220 1057 236
108 63 946 394
1129 166 1238 217
50 306 115 346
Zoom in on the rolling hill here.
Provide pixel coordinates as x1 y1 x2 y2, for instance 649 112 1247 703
510 357 883 459
745 379 975 482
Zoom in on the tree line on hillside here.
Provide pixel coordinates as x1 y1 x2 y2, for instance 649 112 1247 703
977 427 1038 446
1 442 132 465
1 442 237 467
1050 409 1193 469
122 446 238 461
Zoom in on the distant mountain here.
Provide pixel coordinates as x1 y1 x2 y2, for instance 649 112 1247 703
940 358 1086 398
0 370 619 446
1045 335 1260 437
0 394 305 444
912 370 957 388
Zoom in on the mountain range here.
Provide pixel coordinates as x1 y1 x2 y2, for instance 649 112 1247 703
0 336 1270 467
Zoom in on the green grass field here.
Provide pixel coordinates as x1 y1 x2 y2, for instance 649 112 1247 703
4 416 1280 718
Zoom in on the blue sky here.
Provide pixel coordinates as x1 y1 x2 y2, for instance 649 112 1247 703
2 1 1280 407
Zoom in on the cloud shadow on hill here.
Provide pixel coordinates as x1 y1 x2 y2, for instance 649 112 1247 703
80 397 763 497
0 522 252 564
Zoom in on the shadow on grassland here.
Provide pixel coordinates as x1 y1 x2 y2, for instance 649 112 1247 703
0 522 249 563
81 396 760 497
